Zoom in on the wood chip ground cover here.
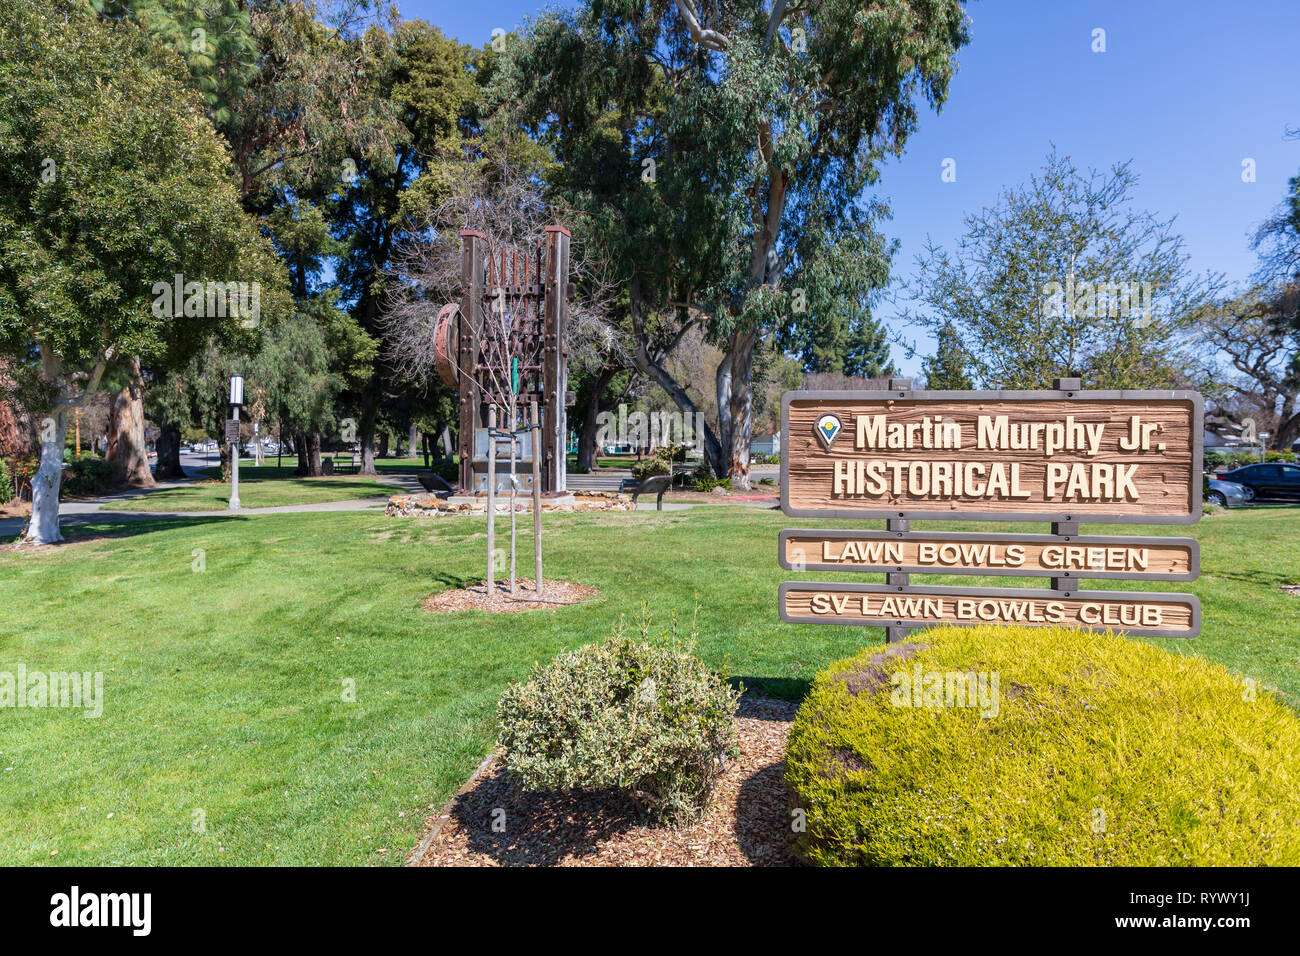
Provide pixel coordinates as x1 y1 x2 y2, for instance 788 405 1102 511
414 696 799 866
421 578 598 614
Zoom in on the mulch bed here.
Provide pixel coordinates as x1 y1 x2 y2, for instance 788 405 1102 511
412 696 801 866
421 578 598 614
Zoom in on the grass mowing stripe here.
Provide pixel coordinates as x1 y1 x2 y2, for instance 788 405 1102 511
0 504 1295 864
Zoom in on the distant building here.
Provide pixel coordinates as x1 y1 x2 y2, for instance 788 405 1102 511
1203 428 1238 453
751 432 781 457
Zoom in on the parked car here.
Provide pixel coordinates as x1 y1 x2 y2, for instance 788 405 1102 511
1206 478 1250 508
1215 462 1300 501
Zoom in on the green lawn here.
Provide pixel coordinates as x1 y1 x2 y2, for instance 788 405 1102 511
113 470 399 511
1 504 1297 864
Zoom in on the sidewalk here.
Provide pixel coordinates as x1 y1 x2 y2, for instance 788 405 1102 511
0 462 421 538
0 468 700 538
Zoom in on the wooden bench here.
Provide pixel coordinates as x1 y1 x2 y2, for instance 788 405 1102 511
324 453 357 475
623 473 673 510
416 471 453 495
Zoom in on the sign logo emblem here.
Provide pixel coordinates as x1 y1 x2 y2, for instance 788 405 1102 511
814 414 842 451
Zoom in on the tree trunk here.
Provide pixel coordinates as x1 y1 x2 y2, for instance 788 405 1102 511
0 358 34 458
723 330 758 491
715 356 733 474
358 404 378 475
25 406 67 545
578 366 617 471
626 276 726 475
378 431 389 459
105 356 154 487
294 430 309 476
155 421 185 480
421 432 431 469
408 423 419 460
307 428 323 476
1277 409 1300 452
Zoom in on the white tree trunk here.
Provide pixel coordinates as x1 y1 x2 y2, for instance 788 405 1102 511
25 409 67 545
25 341 114 546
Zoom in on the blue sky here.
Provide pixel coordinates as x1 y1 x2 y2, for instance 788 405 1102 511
404 0 1300 376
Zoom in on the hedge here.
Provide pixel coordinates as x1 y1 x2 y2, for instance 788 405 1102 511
785 625 1300 866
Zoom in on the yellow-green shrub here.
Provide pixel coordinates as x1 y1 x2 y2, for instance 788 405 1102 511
785 625 1300 866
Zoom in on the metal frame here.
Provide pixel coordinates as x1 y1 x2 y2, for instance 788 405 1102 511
777 581 1202 639
779 387 1205 524
777 529 1200 581
455 228 569 494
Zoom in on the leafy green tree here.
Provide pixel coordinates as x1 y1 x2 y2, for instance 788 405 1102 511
920 321 973 390
1189 287 1300 451
842 316 896 380
99 0 398 207
94 0 259 126
250 306 340 474
778 212 894 376
152 296 358 479
904 150 1220 389
489 0 968 487
0 0 287 544
1253 170 1300 285
87 0 398 480
333 19 476 474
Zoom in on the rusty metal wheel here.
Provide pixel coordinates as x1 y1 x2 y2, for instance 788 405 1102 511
433 303 460 387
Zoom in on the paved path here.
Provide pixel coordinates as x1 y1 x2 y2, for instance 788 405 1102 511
567 462 779 492
0 456 423 538
0 464 726 538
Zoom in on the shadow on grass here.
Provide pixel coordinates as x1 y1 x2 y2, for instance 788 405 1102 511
1207 568 1299 588
733 675 810 703
245 478 391 492
430 571 479 590
59 515 248 542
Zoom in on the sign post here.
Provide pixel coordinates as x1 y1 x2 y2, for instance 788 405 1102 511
779 378 1204 639
486 404 497 595
228 375 244 512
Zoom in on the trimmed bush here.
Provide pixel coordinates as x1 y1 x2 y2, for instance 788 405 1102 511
430 457 458 484
61 456 116 497
1205 449 1297 471
497 612 740 826
786 625 1300 866
692 474 731 493
0 458 11 504
630 456 670 482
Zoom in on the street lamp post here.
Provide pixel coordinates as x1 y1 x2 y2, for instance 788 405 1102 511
229 375 244 511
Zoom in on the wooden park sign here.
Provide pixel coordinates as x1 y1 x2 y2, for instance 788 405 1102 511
779 529 1198 581
779 582 1200 638
782 388 1202 523
777 380 1204 639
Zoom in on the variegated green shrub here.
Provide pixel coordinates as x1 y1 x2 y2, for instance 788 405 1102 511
498 614 739 827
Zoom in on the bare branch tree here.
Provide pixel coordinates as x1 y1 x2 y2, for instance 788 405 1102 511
381 150 618 397
1190 285 1300 450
